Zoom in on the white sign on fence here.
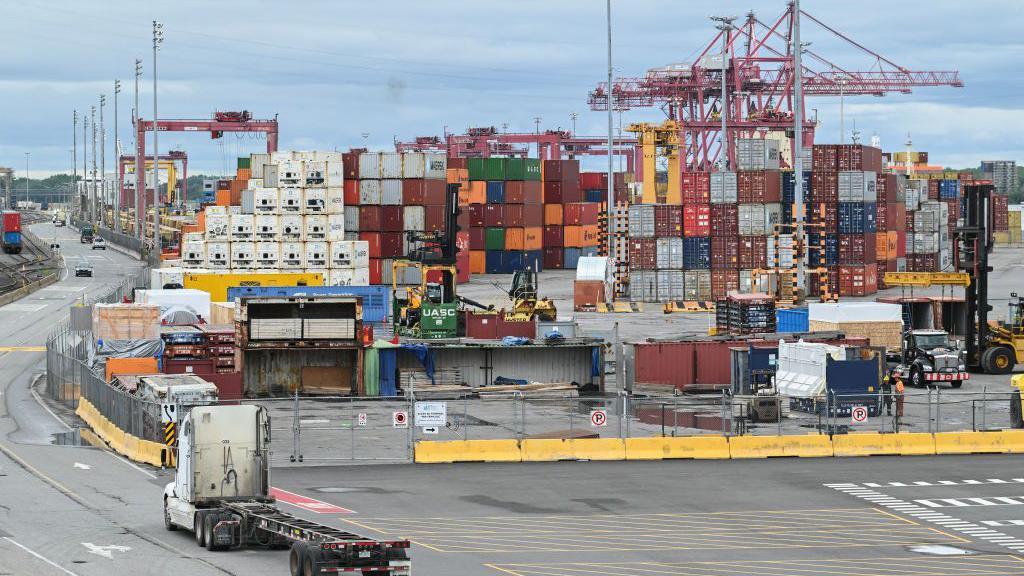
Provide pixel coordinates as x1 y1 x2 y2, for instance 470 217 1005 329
415 401 447 428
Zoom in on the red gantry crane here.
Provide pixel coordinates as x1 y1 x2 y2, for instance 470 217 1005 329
588 2 963 171
133 110 278 208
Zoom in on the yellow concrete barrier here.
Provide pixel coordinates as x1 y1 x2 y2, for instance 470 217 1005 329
519 438 626 462
76 398 168 468
625 437 668 460
833 433 900 457
663 436 730 459
896 432 937 456
935 431 1019 455
996 430 1024 453
779 434 834 457
415 440 521 464
728 434 833 458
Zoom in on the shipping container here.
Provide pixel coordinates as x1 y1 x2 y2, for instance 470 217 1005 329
304 214 328 241
279 188 302 213
683 237 711 270
359 179 382 205
655 237 684 269
628 204 656 238
710 204 738 236
683 204 711 237
329 213 348 241
710 236 739 270
838 171 878 202
737 170 782 203
710 171 738 204
279 214 303 241
380 179 403 205
254 214 280 241
837 202 877 234
682 172 711 204
628 238 657 270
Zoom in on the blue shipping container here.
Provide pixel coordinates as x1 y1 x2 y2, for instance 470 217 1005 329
584 189 605 203
938 179 960 199
838 202 877 234
505 250 543 273
782 171 812 204
3 231 21 247
683 237 711 270
776 308 809 332
807 233 838 267
225 285 390 323
563 247 582 269
486 181 505 204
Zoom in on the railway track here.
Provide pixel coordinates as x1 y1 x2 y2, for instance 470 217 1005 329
0 212 60 293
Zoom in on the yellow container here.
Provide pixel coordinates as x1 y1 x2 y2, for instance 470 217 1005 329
994 231 1010 244
183 272 324 302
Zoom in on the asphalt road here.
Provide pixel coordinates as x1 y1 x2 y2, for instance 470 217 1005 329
2 225 1023 576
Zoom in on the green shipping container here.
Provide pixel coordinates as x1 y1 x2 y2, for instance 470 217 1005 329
523 158 541 181
485 227 506 251
505 158 526 181
484 158 507 181
419 302 458 338
237 156 251 169
468 158 487 181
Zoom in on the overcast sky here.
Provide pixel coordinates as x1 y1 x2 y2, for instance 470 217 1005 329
4 0 1021 176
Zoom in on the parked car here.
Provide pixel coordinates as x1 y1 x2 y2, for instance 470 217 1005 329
92 237 106 250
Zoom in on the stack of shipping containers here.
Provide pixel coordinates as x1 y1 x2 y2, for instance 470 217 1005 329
183 152 371 287
874 173 907 289
542 160 600 269
465 157 544 274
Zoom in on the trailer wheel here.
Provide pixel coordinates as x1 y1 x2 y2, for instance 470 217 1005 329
194 511 206 547
289 542 308 576
163 499 177 531
303 546 325 576
204 514 224 551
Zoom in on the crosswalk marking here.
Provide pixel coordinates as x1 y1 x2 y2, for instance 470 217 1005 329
914 496 1024 508
825 482 1024 554
856 478 1024 488
982 520 1024 527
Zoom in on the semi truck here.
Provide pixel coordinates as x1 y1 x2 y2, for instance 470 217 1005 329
887 329 969 388
80 223 94 243
162 404 411 575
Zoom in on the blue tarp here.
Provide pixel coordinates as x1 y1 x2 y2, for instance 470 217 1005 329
400 344 436 385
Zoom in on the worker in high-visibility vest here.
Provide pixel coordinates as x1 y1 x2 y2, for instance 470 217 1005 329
894 376 905 419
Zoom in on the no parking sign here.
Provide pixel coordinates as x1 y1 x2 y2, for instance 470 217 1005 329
851 405 868 424
590 409 608 427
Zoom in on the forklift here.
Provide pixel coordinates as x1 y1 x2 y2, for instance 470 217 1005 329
504 267 557 322
392 184 492 339
956 183 1024 375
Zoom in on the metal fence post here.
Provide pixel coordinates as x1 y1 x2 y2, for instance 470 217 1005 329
720 390 728 436
291 389 302 463
982 386 988 431
569 400 575 440
625 393 631 439
935 388 941 433
462 397 469 441
777 394 782 436
348 399 356 461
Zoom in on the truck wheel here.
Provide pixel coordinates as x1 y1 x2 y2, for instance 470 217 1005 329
289 542 308 576
204 514 221 551
164 499 177 531
983 347 1016 375
194 511 206 547
303 546 326 576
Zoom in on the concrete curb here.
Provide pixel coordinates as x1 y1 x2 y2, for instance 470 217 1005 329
415 430 1024 463
76 397 171 468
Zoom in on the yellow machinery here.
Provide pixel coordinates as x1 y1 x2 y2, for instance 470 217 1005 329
124 159 180 205
626 121 680 204
504 268 557 322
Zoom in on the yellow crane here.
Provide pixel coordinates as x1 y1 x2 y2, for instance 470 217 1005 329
626 121 680 204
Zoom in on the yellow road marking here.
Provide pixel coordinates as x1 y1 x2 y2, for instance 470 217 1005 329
0 346 46 352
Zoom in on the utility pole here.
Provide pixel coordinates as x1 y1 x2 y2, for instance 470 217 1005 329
606 0 615 273
100 93 106 228
23 152 29 209
135 58 143 242
533 116 542 135
82 112 88 223
114 79 121 232
91 105 97 226
73 110 77 218
569 112 578 135
792 0 806 292
711 15 737 170
152 21 163 257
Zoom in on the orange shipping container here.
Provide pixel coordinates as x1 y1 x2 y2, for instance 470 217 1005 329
447 168 460 183
887 231 899 260
216 190 231 206
457 182 471 206
469 181 486 204
544 204 563 225
182 224 200 234
197 210 206 230
564 224 600 248
523 226 542 250
876 233 889 261
504 227 525 250
237 167 251 180
105 357 160 382
470 250 486 274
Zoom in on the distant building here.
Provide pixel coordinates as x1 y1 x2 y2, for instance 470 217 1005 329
980 160 1017 196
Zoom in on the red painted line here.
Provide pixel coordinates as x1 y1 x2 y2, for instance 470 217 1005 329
270 487 356 514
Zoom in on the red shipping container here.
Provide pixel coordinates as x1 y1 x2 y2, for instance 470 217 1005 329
423 180 447 206
164 359 215 375
469 226 485 249
344 179 360 206
693 340 735 387
811 172 838 204
342 152 360 180
561 180 583 204
737 171 781 203
456 250 470 284
710 236 739 270
505 181 525 204
838 233 877 264
710 205 738 236
522 181 543 205
504 204 524 227
683 204 711 237
837 144 882 171
544 181 563 204
682 172 711 204
424 205 446 232
654 205 683 237
564 202 600 226
202 372 242 400
580 172 607 190
927 179 939 200
808 200 838 231
465 312 499 339
876 202 888 232
359 232 382 258
812 144 838 171
839 264 878 296
484 204 505 227
379 232 404 258
522 203 543 227
738 236 767 269
367 258 383 284
711 270 739 300
447 157 467 170
401 179 425 205
359 206 382 230
543 246 564 269
468 204 485 227
457 209 470 232
628 238 657 270
544 225 563 247
2 211 20 233
809 267 839 298
380 206 403 232
896 230 907 258
543 159 579 183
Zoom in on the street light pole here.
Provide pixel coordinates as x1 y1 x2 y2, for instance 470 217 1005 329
606 0 615 277
792 0 806 292
100 93 106 228
114 79 121 232
711 16 737 170
134 58 143 242
82 112 88 223
73 110 77 217
23 152 29 209
152 21 163 257
91 105 97 227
